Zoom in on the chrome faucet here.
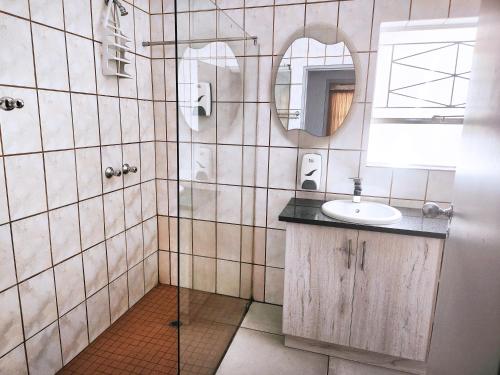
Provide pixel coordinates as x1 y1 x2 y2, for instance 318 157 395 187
350 177 362 203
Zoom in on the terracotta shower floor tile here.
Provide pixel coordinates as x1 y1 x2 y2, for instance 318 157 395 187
58 285 248 375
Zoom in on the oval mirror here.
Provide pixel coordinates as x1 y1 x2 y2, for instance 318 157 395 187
274 37 356 137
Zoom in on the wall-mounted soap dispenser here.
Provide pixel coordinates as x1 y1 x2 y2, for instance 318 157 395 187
300 153 322 190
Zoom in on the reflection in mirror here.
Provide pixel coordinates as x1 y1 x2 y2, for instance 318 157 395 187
178 42 242 131
274 37 356 137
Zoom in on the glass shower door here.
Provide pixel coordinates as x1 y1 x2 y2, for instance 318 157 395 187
173 1 260 373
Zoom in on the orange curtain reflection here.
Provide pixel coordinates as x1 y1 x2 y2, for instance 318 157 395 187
329 89 354 133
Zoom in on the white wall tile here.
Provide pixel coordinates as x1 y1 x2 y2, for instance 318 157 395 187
266 229 285 268
217 184 241 224
0 225 16 290
32 24 69 91
66 34 96 94
410 0 450 19
76 147 102 200
126 225 144 267
0 87 41 154
268 147 298 190
267 189 294 229
49 204 81 264
305 1 339 28
83 243 108 297
274 4 305 55
143 217 158 257
79 197 105 250
326 150 361 194
193 256 216 293
30 0 64 29
63 0 93 38
449 0 481 17
216 259 240 297
109 274 128 322
103 190 125 238
124 186 142 228
38 91 74 151
391 168 428 200
0 0 30 18
26 321 62 375
426 170 455 203
217 145 243 185
72 94 100 147
0 286 24 357
106 233 127 282
217 223 241 261
101 145 123 193
98 96 122 145
59 302 88 365
265 267 284 304
54 255 85 316
144 252 158 292
86 287 110 342
371 0 410 49
338 0 374 52
193 220 216 257
19 269 58 339
44 150 78 209
12 213 51 281
0 15 35 86
128 262 145 306
0 160 9 224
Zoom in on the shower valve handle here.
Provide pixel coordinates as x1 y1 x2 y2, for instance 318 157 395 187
105 167 122 178
122 163 138 174
0 97 24 111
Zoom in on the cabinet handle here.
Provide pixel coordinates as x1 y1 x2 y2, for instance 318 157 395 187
361 241 366 270
347 239 352 269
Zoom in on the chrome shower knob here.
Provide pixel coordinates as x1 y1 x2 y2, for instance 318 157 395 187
122 163 138 174
105 167 122 178
0 97 24 111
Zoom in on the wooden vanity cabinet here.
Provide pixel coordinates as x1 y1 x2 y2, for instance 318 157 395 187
283 223 444 363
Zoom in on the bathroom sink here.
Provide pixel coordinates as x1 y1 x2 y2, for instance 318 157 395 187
321 200 402 225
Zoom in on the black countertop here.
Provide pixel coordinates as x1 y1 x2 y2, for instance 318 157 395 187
279 198 449 239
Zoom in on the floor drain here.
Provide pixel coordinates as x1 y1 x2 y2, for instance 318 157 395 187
169 320 182 328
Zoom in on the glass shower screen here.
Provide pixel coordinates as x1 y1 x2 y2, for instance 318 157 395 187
172 1 260 373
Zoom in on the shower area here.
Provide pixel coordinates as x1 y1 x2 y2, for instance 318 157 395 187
0 0 259 374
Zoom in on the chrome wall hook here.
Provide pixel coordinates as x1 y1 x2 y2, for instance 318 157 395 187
0 97 24 111
105 167 122 178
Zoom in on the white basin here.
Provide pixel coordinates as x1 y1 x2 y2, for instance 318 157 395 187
321 200 402 225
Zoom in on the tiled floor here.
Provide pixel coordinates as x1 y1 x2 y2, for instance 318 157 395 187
216 302 329 375
58 285 248 375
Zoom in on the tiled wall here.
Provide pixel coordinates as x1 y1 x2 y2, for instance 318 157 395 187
154 0 481 307
0 0 159 373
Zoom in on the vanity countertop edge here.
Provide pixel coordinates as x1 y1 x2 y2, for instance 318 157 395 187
278 198 449 239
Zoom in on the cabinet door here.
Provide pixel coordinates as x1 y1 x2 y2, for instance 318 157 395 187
350 231 443 361
283 223 357 346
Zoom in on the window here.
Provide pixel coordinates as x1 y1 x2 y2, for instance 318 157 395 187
367 18 477 170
